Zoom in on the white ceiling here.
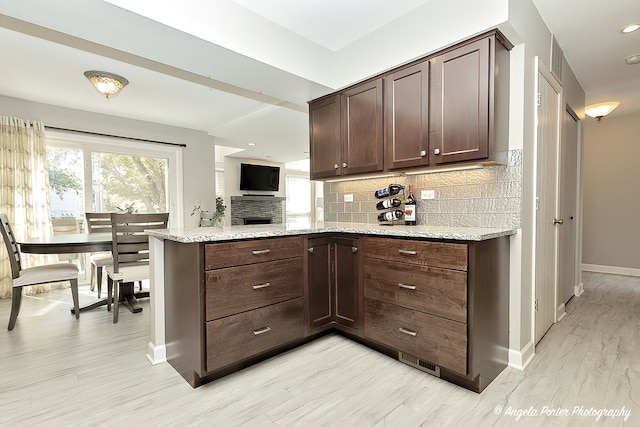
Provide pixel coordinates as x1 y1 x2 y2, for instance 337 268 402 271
0 0 639 164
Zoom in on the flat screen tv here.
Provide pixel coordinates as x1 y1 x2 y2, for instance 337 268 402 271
239 163 280 192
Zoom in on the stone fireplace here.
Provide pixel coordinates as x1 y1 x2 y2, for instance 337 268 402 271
230 196 285 225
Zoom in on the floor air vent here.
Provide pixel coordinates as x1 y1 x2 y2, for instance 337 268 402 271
399 352 440 377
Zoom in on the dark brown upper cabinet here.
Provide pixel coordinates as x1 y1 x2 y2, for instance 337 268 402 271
384 61 430 170
309 95 341 179
341 79 384 175
309 79 383 180
430 33 510 166
308 30 511 180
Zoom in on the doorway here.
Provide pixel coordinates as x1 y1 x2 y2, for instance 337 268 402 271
534 62 562 344
557 107 580 315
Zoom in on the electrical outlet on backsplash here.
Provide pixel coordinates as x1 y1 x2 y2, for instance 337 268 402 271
322 149 522 229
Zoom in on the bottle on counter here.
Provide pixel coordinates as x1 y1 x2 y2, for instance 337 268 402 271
374 184 405 199
404 185 417 226
376 198 402 210
378 209 404 222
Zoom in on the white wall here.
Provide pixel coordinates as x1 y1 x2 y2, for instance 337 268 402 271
0 95 216 228
582 113 640 272
222 156 286 223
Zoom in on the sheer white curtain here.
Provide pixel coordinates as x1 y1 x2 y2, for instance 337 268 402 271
0 117 55 298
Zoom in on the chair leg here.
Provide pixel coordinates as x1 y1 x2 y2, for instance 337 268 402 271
90 262 96 291
97 267 103 298
70 278 80 320
113 280 119 324
107 277 113 312
7 287 23 331
139 281 142 292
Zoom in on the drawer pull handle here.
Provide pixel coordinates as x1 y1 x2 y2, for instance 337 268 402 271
308 247 314 253
252 249 270 255
398 283 416 290
253 326 271 336
398 249 417 256
252 282 271 290
399 327 418 337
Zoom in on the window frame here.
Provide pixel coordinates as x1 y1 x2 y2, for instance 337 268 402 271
46 130 184 227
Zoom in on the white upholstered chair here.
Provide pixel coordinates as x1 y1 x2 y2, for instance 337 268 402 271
106 212 169 323
0 213 80 330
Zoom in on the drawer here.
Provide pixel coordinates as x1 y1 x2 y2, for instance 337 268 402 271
206 298 304 372
364 298 467 375
205 258 303 320
364 258 467 323
205 236 303 270
364 237 467 271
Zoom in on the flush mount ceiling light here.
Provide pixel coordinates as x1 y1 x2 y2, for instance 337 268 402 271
84 70 129 98
621 23 640 34
585 101 620 121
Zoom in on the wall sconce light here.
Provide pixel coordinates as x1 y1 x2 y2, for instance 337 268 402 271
585 101 620 121
84 70 129 98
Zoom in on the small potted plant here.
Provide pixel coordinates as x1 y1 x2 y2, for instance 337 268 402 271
213 196 226 226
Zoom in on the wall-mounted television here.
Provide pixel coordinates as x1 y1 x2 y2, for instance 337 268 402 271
239 163 280 192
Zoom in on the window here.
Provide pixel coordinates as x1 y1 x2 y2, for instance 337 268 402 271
285 159 316 224
46 130 183 226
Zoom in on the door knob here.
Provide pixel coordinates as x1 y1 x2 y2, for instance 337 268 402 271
553 218 564 225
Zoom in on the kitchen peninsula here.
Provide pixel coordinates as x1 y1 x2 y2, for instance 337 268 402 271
146 222 515 392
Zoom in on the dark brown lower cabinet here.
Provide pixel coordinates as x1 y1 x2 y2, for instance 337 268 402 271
307 236 361 334
163 233 509 393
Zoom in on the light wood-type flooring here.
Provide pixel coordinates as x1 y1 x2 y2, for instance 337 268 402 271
0 272 639 426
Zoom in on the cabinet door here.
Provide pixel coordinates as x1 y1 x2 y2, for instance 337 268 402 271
309 95 341 179
341 79 384 175
384 62 430 170
307 238 332 330
333 237 361 330
430 37 490 164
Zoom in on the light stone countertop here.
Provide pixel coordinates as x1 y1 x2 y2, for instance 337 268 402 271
147 222 517 243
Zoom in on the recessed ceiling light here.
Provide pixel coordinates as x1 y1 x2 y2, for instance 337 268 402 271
247 142 256 146
625 54 640 65
621 24 640 34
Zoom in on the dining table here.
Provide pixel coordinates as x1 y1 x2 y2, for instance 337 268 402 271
18 232 146 315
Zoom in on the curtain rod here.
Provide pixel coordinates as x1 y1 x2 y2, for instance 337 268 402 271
44 126 187 148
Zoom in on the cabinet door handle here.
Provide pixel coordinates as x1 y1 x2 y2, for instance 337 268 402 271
252 249 270 255
399 327 418 337
434 148 441 155
420 150 427 157
342 162 348 168
252 282 271 290
334 163 339 169
253 326 271 336
352 246 358 253
398 283 416 290
308 247 314 253
398 249 417 256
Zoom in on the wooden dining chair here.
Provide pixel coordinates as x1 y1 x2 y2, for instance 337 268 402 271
0 213 80 330
85 212 112 297
106 212 169 323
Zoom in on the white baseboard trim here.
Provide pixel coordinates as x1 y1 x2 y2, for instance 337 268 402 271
556 303 566 321
582 264 640 277
146 342 167 365
574 282 584 297
508 340 534 370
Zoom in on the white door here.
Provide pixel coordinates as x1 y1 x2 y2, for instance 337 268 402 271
535 65 561 344
558 108 579 307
